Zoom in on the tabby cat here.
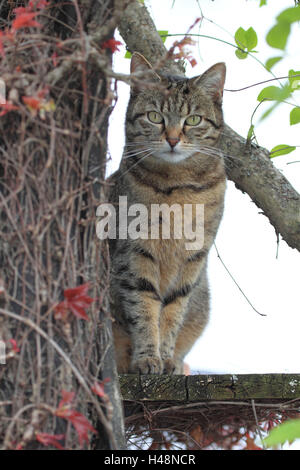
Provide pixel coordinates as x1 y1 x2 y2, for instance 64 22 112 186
108 53 226 374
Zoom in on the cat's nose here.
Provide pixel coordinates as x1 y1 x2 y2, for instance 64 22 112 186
166 137 180 149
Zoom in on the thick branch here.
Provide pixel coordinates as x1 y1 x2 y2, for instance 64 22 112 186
120 373 300 401
118 0 300 252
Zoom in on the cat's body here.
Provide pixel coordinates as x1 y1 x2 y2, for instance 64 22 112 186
107 53 226 374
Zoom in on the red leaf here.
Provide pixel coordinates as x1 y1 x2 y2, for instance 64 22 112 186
60 283 95 321
51 51 58 67
58 389 75 409
91 378 110 398
188 57 197 68
55 390 97 447
63 283 90 300
8 338 20 353
101 38 122 53
13 7 32 16
63 410 97 447
36 432 65 450
68 302 90 321
244 432 263 450
0 102 19 117
54 299 69 321
22 96 42 110
12 12 42 30
29 0 49 9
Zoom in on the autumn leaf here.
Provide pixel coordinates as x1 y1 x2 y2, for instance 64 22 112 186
57 409 97 447
55 283 95 321
36 432 65 450
8 338 20 353
29 0 49 8
22 96 42 111
91 378 110 398
12 12 42 31
244 432 263 450
55 390 97 447
58 389 76 408
101 38 123 53
51 51 58 66
0 102 19 117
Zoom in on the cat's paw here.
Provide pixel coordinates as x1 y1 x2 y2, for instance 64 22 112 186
163 358 184 374
163 358 176 374
130 356 162 374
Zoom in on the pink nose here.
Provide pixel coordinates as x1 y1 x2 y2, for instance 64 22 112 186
166 137 180 148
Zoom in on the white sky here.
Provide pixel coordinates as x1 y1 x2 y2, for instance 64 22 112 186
108 0 300 375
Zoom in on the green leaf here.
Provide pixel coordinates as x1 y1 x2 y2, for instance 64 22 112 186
158 30 168 44
257 86 284 101
266 21 291 50
235 49 248 60
258 84 291 121
277 6 300 23
259 0 267 6
264 419 300 447
234 26 257 51
290 107 300 125
270 144 296 158
265 56 282 71
288 69 300 90
245 27 258 50
234 27 247 48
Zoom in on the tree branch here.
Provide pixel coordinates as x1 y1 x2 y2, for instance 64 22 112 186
118 0 300 252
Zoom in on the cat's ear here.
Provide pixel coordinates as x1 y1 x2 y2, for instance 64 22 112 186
130 52 161 82
190 62 226 104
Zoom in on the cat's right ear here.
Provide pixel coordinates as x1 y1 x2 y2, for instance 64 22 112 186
130 52 161 90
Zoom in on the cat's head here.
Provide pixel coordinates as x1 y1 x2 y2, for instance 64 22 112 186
125 52 226 164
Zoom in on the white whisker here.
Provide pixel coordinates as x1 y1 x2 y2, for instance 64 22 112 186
118 150 156 179
123 148 153 159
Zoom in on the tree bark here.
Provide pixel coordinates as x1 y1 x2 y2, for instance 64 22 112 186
0 0 126 450
118 0 300 252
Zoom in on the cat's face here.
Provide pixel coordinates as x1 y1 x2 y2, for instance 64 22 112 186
124 54 226 165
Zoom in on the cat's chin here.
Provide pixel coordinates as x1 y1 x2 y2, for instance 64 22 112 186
152 151 193 164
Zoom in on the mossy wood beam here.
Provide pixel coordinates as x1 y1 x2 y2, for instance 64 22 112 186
119 374 300 402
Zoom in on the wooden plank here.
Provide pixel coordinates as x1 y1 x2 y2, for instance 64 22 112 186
119 374 300 402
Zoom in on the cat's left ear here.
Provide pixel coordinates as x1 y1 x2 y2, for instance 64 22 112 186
130 52 161 83
190 63 226 104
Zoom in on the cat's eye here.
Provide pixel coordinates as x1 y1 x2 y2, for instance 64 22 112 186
185 115 202 126
147 111 164 124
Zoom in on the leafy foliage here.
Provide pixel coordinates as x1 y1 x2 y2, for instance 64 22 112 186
234 26 257 59
270 144 296 158
264 419 300 448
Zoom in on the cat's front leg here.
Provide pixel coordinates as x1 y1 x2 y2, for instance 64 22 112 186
127 293 163 374
160 295 190 374
112 272 163 373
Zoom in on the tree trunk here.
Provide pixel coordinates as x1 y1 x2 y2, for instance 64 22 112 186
0 0 126 450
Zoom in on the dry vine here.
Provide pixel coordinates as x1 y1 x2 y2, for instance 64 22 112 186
0 0 126 450
124 399 300 450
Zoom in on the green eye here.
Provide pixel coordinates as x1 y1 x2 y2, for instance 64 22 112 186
185 115 202 126
147 111 164 124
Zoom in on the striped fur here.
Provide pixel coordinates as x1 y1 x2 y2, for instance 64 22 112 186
108 53 227 374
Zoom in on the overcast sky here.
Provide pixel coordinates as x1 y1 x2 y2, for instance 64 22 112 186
107 0 300 375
